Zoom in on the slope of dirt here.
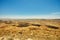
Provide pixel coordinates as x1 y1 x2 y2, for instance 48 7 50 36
0 19 60 40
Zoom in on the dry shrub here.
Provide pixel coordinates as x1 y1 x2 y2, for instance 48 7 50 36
31 24 41 27
0 20 3 23
12 24 16 26
29 27 38 30
46 25 59 29
17 22 29 27
19 32 22 34
4 21 12 24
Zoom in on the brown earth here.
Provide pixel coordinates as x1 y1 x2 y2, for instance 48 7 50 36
0 19 60 40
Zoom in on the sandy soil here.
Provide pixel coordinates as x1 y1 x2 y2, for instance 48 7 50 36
0 19 60 40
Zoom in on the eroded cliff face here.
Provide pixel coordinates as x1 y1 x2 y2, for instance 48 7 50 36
0 19 60 40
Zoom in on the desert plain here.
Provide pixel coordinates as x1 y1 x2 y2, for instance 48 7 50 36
0 19 60 40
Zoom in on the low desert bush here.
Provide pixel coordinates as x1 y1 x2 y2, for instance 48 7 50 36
46 25 59 29
31 24 41 27
0 20 3 23
17 23 29 27
4 21 12 24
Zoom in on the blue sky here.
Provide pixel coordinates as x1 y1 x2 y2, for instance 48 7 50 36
0 0 60 19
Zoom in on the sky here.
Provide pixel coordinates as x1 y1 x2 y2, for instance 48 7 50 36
0 0 60 19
